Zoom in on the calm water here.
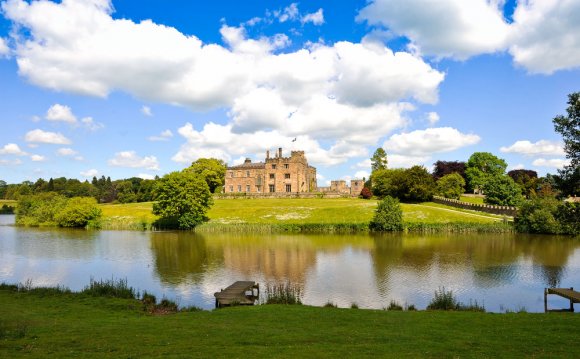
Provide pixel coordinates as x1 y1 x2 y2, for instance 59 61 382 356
1 215 579 312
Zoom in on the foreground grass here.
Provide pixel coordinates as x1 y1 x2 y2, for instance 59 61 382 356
1 287 578 358
97 198 504 232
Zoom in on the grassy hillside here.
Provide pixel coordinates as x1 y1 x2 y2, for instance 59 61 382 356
1 286 577 358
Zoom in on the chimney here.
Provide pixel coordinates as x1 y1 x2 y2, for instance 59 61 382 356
244 158 251 164
266 150 270 159
278 147 283 158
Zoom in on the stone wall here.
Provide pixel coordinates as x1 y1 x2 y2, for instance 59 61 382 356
432 196 517 217
215 192 351 199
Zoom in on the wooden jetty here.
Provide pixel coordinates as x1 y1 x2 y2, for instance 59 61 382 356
214 281 260 308
544 287 580 313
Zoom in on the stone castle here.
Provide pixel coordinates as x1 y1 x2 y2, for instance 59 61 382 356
224 148 363 197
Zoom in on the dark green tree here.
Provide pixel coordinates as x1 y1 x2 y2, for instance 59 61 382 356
371 148 388 172
552 92 580 197
185 158 227 193
152 171 213 229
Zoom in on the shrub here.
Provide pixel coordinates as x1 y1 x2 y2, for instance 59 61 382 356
436 173 465 200
555 202 579 235
360 187 372 199
81 277 136 299
427 288 460 310
482 175 523 206
369 196 403 231
387 300 403 311
263 283 302 305
515 198 562 234
54 197 102 228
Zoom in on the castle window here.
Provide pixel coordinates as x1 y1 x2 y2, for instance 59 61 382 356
269 173 275 179
284 173 290 179
272 164 276 169
229 185 233 192
285 184 292 192
246 171 250 177
237 185 241 192
269 184 275 192
229 171 234 178
246 185 250 192
284 163 289 169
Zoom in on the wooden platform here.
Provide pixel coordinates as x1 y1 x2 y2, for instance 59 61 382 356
214 281 259 308
544 287 579 313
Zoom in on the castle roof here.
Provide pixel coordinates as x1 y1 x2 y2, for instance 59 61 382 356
227 162 266 170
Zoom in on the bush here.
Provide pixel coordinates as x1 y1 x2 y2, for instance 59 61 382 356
369 196 403 231
436 173 465 200
54 197 101 227
372 166 435 202
555 202 579 235
482 175 523 206
360 187 372 199
514 198 579 235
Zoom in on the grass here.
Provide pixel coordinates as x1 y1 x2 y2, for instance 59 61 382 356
460 195 485 204
1 286 579 358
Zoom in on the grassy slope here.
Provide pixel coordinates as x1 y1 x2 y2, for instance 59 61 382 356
1 288 578 358
99 198 500 227
460 195 485 204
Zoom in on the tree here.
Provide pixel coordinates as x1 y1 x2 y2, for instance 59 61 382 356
465 152 507 192
0 180 6 199
371 148 388 172
432 161 466 181
360 187 372 199
371 166 435 202
369 196 403 231
552 92 580 197
508 169 538 198
152 171 213 229
54 197 102 228
436 173 465 199
482 175 523 206
371 168 405 199
185 158 227 193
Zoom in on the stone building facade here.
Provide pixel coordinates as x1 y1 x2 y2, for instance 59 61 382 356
318 179 364 197
225 148 317 194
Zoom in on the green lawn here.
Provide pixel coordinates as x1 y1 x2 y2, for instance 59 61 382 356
0 199 16 207
460 195 485 204
97 198 501 230
1 287 578 358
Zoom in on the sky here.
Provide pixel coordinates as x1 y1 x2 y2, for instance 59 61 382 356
0 0 579 185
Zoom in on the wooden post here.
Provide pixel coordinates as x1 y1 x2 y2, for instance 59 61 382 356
570 287 575 313
544 288 548 313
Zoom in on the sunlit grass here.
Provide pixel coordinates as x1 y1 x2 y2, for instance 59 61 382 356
460 195 485 204
0 200 17 207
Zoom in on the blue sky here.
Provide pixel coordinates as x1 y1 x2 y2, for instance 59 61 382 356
0 0 579 185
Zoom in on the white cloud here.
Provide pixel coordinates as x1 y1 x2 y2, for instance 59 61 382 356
0 158 22 166
137 173 155 180
0 143 28 156
81 117 104 131
500 140 565 157
56 147 77 156
427 112 440 126
388 154 430 168
30 154 45 162
0 37 9 57
141 105 153 117
24 129 71 144
357 0 509 60
45 104 77 124
532 158 570 169
302 9 324 26
509 1 580 74
80 169 99 177
108 151 160 170
384 127 480 156
148 129 173 142
508 163 525 171
276 3 299 23
354 170 369 180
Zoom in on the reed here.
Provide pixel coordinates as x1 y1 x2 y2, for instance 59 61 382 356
81 277 136 299
404 222 513 234
263 283 302 305
427 287 486 312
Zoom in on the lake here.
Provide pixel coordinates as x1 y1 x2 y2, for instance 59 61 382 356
1 215 578 312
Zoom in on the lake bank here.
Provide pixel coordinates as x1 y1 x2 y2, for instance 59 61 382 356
1 285 578 358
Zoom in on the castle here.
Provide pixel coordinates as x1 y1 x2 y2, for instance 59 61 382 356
224 148 363 197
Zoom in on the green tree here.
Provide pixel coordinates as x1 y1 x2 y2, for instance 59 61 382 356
54 197 102 228
371 168 405 199
465 152 507 192
436 173 465 199
402 166 436 202
0 180 7 199
16 192 67 226
553 92 580 168
482 175 523 206
152 171 213 229
371 148 388 172
369 196 403 231
185 158 227 193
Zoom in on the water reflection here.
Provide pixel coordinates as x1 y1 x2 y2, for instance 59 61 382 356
1 219 579 312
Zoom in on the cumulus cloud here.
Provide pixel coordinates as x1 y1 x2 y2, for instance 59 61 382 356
80 169 99 177
500 140 565 157
0 143 28 155
354 154 429 169
141 105 153 116
0 158 22 166
354 170 369 180
0 37 9 56
384 127 480 156
46 104 77 124
509 1 580 74
81 117 104 131
427 112 440 126
302 9 324 26
25 129 71 144
148 129 173 141
108 151 160 170
357 0 509 59
532 158 570 169
30 154 45 162
56 147 77 156
275 3 299 23
137 173 155 180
